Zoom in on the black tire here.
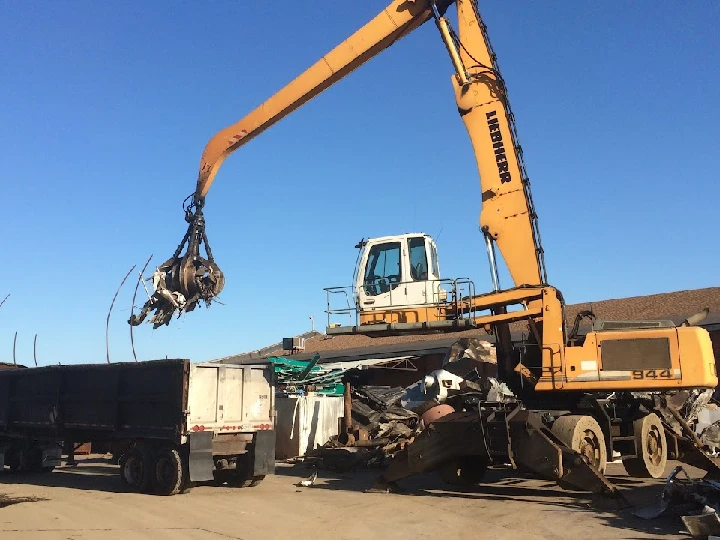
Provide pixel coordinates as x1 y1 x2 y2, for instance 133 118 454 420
622 413 667 479
212 469 239 486
119 445 155 493
551 415 608 475
213 470 263 488
243 475 265 488
439 457 487 486
622 457 651 477
154 447 187 496
6 450 22 473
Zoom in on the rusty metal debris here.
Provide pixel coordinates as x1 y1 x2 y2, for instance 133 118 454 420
635 465 720 537
311 383 420 472
128 196 224 329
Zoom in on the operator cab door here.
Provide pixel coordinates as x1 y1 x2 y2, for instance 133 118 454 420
405 236 435 306
356 235 445 312
357 240 404 310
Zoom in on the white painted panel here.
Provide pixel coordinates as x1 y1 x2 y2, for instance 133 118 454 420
274 395 344 459
242 367 273 423
222 367 245 423
188 366 218 424
581 360 598 371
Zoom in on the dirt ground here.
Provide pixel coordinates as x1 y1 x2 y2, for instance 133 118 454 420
0 456 700 540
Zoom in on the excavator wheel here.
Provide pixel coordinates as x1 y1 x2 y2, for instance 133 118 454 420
622 413 667 479
551 415 608 474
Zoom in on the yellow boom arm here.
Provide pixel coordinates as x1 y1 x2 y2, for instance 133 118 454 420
133 0 547 327
195 0 546 286
196 2 437 200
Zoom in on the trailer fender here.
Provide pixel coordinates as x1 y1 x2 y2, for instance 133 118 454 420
251 430 276 477
188 431 214 482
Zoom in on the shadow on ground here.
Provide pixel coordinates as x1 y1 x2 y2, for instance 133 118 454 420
277 460 689 539
0 455 696 538
0 457 128 494
0 493 48 508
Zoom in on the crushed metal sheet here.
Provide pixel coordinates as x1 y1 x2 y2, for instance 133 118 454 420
635 465 720 536
682 507 720 537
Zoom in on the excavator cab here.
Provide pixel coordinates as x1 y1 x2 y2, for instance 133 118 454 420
321 233 481 331
354 233 447 315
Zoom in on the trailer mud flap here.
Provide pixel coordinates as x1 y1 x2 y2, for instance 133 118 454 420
42 444 62 468
251 430 276 477
188 431 214 482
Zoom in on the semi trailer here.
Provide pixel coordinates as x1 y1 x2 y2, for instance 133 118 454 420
0 358 276 495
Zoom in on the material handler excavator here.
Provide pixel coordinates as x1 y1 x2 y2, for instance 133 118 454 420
130 0 720 494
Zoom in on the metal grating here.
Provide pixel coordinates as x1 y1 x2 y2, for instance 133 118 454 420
594 320 675 331
600 337 672 371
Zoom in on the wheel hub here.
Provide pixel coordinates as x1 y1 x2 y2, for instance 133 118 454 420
157 458 173 485
646 427 662 466
124 456 142 485
579 430 601 468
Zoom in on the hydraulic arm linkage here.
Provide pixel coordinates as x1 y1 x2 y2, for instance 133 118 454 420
131 0 545 327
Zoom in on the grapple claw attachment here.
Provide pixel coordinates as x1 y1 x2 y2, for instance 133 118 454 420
129 196 224 328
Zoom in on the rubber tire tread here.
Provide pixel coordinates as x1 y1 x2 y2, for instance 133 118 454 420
119 446 155 493
623 413 667 479
551 415 608 474
622 457 651 478
154 448 185 496
243 475 265 488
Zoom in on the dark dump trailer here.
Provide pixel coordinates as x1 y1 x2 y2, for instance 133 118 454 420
0 358 276 495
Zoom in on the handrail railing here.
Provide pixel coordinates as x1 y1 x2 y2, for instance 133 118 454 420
323 277 479 329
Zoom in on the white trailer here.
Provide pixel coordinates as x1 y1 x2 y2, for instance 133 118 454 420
0 358 277 495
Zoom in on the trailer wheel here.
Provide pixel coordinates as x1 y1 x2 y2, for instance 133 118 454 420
551 415 607 474
438 457 488 486
622 413 667 479
154 447 187 496
242 475 265 487
119 446 154 493
6 449 22 473
213 469 264 488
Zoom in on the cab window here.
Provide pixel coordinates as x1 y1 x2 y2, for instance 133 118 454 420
363 242 402 296
430 242 440 278
408 237 428 281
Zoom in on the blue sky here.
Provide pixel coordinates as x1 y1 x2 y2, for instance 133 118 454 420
1 1 718 366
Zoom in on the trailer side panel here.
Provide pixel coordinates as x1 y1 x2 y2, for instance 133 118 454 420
0 359 188 442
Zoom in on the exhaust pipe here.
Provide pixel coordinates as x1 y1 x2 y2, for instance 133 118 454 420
681 308 710 327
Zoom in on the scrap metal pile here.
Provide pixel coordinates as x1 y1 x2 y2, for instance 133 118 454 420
634 395 720 537
309 338 505 472
637 466 720 537
270 354 345 396
268 354 424 398
312 385 421 471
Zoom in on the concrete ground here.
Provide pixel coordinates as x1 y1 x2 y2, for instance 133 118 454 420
0 455 699 540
